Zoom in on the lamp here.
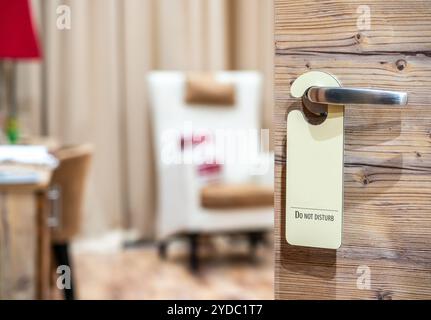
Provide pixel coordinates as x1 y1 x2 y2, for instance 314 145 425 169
0 0 41 144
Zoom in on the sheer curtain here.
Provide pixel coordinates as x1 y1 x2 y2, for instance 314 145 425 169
18 0 274 238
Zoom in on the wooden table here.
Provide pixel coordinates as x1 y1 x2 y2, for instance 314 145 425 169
0 165 53 299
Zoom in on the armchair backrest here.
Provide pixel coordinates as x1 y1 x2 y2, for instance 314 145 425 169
147 71 263 182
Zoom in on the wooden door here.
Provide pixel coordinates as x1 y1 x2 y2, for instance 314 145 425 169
275 0 431 299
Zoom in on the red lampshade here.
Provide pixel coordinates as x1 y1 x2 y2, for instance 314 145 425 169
0 0 41 59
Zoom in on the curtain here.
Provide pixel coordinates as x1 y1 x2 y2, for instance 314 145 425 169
18 0 274 238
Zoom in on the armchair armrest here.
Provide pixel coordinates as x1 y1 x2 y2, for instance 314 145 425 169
250 151 274 187
156 162 199 239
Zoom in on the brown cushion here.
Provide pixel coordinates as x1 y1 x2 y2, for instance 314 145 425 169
201 183 273 209
185 73 235 106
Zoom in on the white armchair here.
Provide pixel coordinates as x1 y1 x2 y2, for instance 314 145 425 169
147 71 273 270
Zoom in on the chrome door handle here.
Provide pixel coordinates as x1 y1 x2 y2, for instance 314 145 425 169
306 87 408 106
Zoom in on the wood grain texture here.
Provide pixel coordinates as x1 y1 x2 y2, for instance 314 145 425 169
275 0 431 299
0 193 37 299
36 191 51 300
275 0 431 54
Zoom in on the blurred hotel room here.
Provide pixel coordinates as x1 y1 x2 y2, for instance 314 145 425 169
0 0 274 300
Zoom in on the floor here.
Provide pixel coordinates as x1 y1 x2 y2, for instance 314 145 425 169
65 233 273 300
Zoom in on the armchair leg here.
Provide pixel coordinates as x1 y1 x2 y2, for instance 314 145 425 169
188 234 199 273
158 241 168 260
247 232 264 258
52 242 75 300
